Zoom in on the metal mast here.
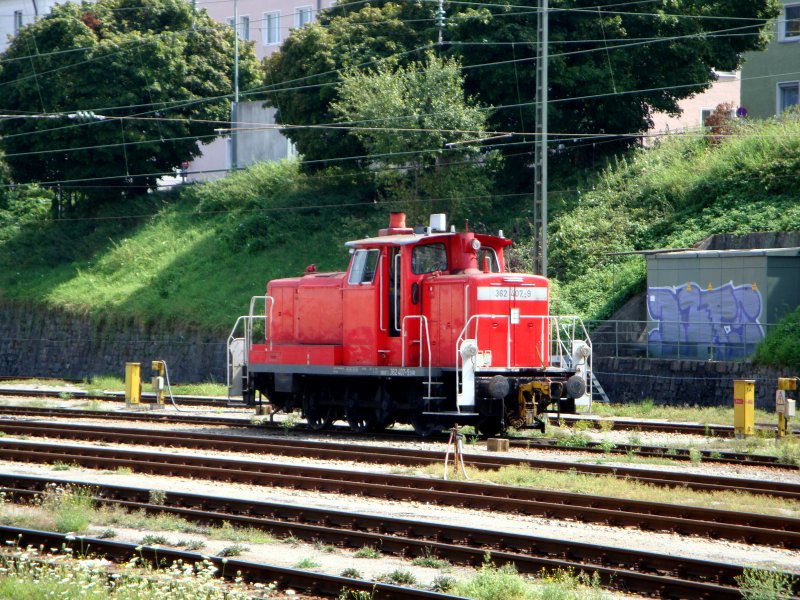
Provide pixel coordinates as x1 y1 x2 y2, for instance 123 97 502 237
533 0 548 276
231 0 240 172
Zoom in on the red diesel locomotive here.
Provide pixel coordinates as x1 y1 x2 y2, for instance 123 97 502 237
228 213 592 436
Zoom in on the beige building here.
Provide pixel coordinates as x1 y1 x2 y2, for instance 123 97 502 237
649 71 741 138
187 0 334 181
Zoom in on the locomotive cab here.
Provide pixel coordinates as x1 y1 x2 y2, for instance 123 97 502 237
228 213 592 436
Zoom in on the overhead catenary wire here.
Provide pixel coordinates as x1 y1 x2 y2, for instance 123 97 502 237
0 60 795 167
0 0 785 194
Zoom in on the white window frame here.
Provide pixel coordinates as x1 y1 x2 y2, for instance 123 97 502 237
263 11 281 46
777 81 800 114
13 10 23 34
779 3 800 42
239 15 250 41
296 6 313 28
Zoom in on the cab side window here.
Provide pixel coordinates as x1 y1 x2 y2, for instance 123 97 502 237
348 249 380 284
478 247 501 273
412 243 448 274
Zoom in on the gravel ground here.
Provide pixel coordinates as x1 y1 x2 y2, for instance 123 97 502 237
0 438 798 574
0 395 799 594
9 408 800 485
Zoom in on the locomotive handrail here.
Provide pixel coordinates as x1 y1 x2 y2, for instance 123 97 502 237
226 315 248 391
247 295 274 352
401 315 432 368
401 315 433 396
226 296 274 394
378 255 386 333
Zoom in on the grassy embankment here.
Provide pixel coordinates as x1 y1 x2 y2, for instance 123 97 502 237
538 117 800 366
0 118 799 361
0 161 385 332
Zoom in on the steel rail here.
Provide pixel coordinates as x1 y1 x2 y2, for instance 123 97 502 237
1 419 798 501
0 438 798 549
507 437 799 469
0 473 772 599
0 404 795 472
0 525 453 599
2 387 798 435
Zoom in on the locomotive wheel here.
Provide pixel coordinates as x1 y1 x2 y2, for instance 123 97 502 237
303 385 336 431
346 408 376 433
410 412 440 437
305 405 334 431
477 417 504 438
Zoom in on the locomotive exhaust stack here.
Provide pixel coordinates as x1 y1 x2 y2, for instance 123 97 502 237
227 213 592 436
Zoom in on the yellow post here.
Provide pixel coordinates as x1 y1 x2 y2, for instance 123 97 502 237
776 378 798 438
733 379 755 438
151 360 166 406
125 362 141 406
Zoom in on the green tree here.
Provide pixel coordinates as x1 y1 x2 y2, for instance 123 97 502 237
0 0 260 208
330 53 497 219
263 0 780 184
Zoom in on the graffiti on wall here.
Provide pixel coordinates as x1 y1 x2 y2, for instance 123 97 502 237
647 281 765 359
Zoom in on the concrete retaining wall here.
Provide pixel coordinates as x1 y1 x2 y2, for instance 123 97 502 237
0 302 227 383
594 356 793 410
1 302 794 408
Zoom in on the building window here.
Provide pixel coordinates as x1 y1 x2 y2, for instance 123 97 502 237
227 17 249 40
778 82 800 113
296 6 313 28
780 4 800 41
263 11 280 45
701 106 736 126
13 10 23 34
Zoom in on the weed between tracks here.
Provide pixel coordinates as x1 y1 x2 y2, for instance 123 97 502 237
413 464 800 518
0 544 275 599
591 401 777 426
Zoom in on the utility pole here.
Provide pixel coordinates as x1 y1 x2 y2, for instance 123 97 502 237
231 0 240 172
533 0 548 276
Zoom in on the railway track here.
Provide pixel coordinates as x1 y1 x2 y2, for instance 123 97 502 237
2 473 785 599
3 386 798 436
1 419 798 500
0 404 796 471
0 437 798 549
0 525 448 600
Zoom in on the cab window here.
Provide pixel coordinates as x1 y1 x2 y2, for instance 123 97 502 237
478 247 501 273
412 243 448 275
348 249 380 284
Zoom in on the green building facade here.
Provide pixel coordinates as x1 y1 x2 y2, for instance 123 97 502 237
740 0 800 118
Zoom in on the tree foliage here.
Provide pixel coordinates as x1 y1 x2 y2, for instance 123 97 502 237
0 0 260 206
263 0 780 183
330 52 497 218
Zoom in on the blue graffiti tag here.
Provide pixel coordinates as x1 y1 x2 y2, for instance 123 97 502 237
647 281 765 359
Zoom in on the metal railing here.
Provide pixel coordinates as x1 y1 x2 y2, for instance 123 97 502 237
226 296 273 391
454 314 592 402
587 319 773 361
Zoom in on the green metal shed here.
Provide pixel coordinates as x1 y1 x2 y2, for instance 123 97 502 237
645 247 800 359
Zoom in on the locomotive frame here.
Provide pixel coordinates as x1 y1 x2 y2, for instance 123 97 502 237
228 213 592 436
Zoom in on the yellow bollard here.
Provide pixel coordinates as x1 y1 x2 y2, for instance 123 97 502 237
151 360 166 406
733 379 755 438
776 378 798 438
125 362 141 407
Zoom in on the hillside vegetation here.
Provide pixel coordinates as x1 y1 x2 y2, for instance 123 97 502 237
0 162 383 330
0 118 798 364
546 117 800 324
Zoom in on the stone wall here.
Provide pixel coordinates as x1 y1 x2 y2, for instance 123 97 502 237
594 356 794 410
0 302 227 383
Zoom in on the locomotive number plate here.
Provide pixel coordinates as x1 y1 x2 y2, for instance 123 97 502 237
477 287 547 301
